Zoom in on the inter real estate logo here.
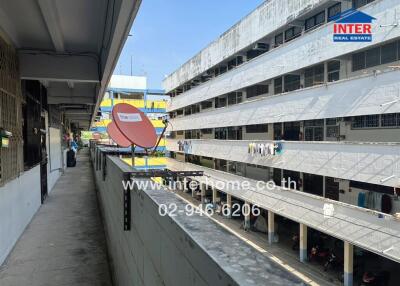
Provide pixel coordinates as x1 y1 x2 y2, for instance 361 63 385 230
333 9 376 42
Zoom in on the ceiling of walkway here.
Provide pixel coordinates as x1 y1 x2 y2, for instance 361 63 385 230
0 0 141 130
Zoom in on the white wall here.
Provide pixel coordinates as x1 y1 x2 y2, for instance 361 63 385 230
168 69 400 131
167 0 400 110
47 127 62 192
167 139 400 187
0 166 41 265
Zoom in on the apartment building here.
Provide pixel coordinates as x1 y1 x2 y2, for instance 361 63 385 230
164 1 400 285
91 75 168 153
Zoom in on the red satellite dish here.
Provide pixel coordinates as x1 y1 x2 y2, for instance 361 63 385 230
107 121 131 147
111 103 157 148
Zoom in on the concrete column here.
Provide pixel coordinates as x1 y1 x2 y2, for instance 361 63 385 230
299 172 304 192
324 61 328 83
226 194 232 218
200 184 206 205
322 176 326 198
344 242 354 286
299 224 308 262
268 210 275 244
212 188 218 205
244 202 251 230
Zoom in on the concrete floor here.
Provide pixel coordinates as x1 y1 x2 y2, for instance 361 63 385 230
0 149 112 286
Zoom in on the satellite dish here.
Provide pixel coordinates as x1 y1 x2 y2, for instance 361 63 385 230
111 103 157 148
107 121 131 147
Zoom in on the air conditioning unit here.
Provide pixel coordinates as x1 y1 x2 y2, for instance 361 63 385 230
253 42 269 50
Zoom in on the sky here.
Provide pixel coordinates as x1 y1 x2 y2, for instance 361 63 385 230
115 0 265 89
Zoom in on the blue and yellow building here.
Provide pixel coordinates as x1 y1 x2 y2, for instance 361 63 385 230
90 75 169 153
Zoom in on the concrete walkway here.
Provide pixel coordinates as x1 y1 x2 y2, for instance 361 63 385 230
0 149 112 286
172 190 341 286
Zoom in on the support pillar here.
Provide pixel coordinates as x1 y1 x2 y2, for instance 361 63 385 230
212 188 218 205
268 210 275 244
200 184 206 205
299 172 304 192
244 202 251 230
344 242 354 286
226 194 232 218
299 224 308 262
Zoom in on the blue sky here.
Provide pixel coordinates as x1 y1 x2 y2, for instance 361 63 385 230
115 0 264 89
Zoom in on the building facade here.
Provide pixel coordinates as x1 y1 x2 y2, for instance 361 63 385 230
164 1 400 285
91 75 168 154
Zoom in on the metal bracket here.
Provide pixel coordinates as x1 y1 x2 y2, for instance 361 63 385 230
123 173 131 231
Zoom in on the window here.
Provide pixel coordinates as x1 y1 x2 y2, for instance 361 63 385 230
366 47 381 68
227 92 243 105
227 127 242 140
215 96 227 108
284 26 302 42
366 115 379 127
352 51 366 71
352 0 375 9
381 113 399 127
274 77 283 95
284 74 300 92
328 60 340 82
304 119 324 141
328 3 341 21
247 49 266 60
247 85 268 98
228 56 243 70
305 11 325 31
275 33 284 47
326 118 339 138
201 100 212 109
352 115 379 128
201 128 213 134
352 41 400 72
381 42 398 64
246 124 268 133
304 64 324 87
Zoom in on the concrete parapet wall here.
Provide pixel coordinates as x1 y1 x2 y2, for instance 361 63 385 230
92 149 303 286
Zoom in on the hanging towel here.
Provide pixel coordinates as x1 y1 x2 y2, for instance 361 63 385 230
357 192 366 208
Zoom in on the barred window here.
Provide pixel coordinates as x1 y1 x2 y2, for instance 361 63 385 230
352 52 366 71
352 0 375 9
352 115 379 128
328 60 340 82
366 47 381 68
246 124 268 133
381 42 398 64
381 113 399 127
274 77 283 95
328 3 341 21
304 64 324 87
201 101 212 109
326 126 339 138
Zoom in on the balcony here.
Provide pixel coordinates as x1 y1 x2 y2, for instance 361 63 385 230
167 138 400 187
166 157 400 264
168 69 400 131
166 0 400 111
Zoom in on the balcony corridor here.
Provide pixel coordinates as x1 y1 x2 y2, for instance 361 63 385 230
0 149 112 286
